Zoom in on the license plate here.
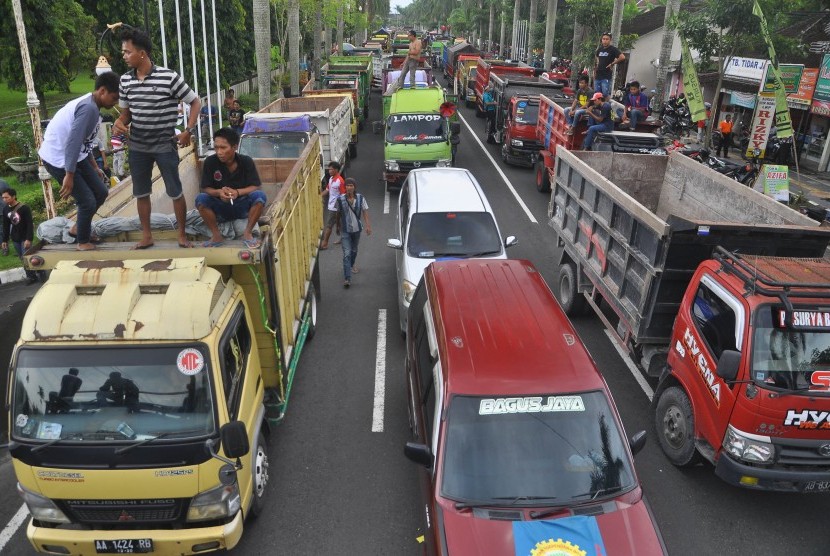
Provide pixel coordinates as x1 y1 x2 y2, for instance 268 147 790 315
802 481 830 493
95 539 153 554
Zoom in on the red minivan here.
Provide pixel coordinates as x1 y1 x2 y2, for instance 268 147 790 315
404 259 666 555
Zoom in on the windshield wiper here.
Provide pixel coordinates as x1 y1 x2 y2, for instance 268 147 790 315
462 250 502 258
30 433 82 454
114 429 206 456
571 485 625 501
454 495 557 510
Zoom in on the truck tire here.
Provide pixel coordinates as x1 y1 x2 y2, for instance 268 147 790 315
654 387 701 467
305 283 318 340
535 159 551 193
557 262 585 316
249 432 270 519
349 142 358 159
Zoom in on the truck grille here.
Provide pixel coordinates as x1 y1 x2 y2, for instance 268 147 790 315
776 439 830 470
399 161 437 172
60 499 186 525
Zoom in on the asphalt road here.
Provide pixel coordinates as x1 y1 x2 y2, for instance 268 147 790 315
2 80 830 555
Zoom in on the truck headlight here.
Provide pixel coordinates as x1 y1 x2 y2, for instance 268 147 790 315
402 280 417 304
436 159 452 167
17 483 70 524
187 482 241 522
511 139 524 147
385 161 399 172
723 426 773 463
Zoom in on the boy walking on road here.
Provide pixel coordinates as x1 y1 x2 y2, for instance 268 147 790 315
335 178 371 288
1 189 39 284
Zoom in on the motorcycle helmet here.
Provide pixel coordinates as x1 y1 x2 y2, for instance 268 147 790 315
704 102 711 109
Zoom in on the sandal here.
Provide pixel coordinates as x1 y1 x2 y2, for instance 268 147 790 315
343 280 350 288
243 238 261 249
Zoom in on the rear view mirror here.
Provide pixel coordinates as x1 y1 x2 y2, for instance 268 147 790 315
716 349 741 382
220 421 250 459
450 122 461 135
404 442 433 468
372 121 383 135
504 235 518 247
629 430 647 456
387 239 403 250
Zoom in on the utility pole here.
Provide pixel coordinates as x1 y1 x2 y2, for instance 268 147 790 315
11 0 56 219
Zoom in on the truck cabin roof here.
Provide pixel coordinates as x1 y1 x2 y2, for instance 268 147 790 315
424 259 607 396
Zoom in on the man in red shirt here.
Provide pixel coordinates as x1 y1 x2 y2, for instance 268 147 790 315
319 161 345 249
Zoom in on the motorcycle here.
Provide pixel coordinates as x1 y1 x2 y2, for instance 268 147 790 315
660 97 693 137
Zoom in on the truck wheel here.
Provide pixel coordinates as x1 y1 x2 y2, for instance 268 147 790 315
655 387 701 467
305 283 318 340
535 159 551 193
249 433 270 519
557 263 585 316
349 142 358 159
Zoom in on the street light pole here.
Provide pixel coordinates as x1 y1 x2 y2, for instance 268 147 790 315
11 0 56 219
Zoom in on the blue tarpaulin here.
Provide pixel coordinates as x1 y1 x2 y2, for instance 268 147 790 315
242 115 313 134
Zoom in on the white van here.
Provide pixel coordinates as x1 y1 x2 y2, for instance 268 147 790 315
387 167 517 334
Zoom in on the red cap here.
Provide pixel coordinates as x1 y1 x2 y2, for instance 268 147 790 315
591 92 604 101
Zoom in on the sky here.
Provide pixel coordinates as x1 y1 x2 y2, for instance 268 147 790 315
391 0 414 13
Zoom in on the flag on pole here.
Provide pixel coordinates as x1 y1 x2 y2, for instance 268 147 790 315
752 0 793 138
680 36 707 123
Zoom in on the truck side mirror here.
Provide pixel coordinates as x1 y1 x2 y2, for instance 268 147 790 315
629 430 647 456
504 235 518 247
716 349 741 382
404 441 433 468
372 121 383 135
450 122 461 135
220 421 250 459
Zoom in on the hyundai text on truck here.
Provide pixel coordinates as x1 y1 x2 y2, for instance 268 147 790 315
8 132 324 554
547 149 830 491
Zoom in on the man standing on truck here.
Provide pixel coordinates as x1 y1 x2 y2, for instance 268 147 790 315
38 71 121 252
195 128 267 248
594 33 624 98
583 92 614 151
386 30 422 95
622 81 650 130
565 75 592 135
113 27 201 250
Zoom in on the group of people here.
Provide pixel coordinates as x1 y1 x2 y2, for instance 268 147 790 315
28 28 266 254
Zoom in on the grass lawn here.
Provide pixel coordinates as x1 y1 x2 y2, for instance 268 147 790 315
0 75 96 119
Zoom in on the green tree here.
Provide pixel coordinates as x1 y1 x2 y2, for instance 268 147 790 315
0 0 96 118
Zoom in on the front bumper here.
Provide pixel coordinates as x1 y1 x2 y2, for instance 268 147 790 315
715 453 830 493
27 511 244 555
503 145 540 167
383 171 408 186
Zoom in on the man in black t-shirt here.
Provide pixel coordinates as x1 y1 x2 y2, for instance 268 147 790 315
195 128 266 248
594 33 625 98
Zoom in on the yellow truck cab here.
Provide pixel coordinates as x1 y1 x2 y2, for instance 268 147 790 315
7 138 323 555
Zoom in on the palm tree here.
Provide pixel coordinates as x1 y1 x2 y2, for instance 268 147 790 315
511 0 521 58
528 0 538 53
654 0 681 113
253 0 271 109
543 0 558 71
289 0 300 96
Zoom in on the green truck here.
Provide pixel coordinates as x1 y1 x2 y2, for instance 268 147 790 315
373 84 461 191
320 56 372 119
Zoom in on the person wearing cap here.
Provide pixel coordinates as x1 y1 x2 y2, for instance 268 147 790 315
583 92 614 151
594 33 625 98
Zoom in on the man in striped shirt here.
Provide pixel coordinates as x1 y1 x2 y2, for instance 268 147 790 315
113 28 201 249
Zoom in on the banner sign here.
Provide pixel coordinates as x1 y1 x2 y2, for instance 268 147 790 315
730 92 757 109
761 164 789 202
681 36 707 122
814 54 830 102
789 68 818 108
762 64 804 93
746 92 777 159
724 57 767 82
753 1 793 138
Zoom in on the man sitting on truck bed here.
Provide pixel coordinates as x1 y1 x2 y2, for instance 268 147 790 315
583 92 614 151
565 75 592 135
195 127 266 248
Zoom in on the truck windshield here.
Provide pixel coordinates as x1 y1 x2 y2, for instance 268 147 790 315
751 306 830 393
239 133 309 159
441 393 636 504
11 346 216 443
515 102 539 125
406 212 502 258
386 114 447 144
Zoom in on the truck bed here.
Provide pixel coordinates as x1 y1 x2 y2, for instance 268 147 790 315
549 150 830 347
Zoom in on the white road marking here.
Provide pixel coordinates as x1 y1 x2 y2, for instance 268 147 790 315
0 505 29 553
384 190 390 214
372 309 388 432
457 111 538 224
604 330 654 401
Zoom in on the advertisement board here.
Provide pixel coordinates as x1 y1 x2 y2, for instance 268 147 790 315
746 93 777 159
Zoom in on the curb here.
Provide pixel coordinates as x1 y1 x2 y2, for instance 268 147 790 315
0 267 26 284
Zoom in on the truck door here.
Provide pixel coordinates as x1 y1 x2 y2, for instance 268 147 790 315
682 275 746 445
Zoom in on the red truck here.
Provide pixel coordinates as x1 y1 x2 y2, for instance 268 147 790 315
548 148 830 492
474 59 535 116
489 73 569 167
533 94 664 192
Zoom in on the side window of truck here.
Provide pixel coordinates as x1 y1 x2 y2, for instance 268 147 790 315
219 305 252 420
691 282 738 360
